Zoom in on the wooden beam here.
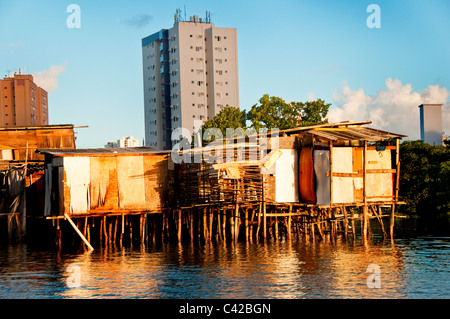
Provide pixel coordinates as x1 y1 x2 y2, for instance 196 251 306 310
64 214 94 251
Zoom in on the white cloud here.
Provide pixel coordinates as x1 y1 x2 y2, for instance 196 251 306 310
33 65 66 93
121 14 152 28
307 92 315 102
328 78 450 140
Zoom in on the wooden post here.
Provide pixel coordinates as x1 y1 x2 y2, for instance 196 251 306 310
108 217 113 245
391 139 400 242
113 216 118 246
209 207 213 243
256 204 261 242
287 205 292 240
178 209 182 242
222 208 227 241
229 208 235 242
342 206 348 241
362 140 368 243
65 214 94 251
189 211 194 242
244 208 249 243
274 213 279 241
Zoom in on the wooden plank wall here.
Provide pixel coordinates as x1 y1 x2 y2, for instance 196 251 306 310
0 127 75 161
59 154 170 217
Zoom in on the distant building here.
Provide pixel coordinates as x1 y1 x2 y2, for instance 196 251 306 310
0 73 48 127
419 104 443 146
142 11 239 150
120 136 140 148
105 136 140 148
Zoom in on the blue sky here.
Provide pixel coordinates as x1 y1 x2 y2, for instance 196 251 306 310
1 0 449 147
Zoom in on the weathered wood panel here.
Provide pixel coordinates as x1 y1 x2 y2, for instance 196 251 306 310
366 150 393 201
143 154 168 210
117 156 146 210
331 147 354 204
90 156 117 210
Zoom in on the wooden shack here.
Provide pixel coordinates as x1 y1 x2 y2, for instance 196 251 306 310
172 121 406 243
0 125 76 241
35 147 172 218
0 124 76 162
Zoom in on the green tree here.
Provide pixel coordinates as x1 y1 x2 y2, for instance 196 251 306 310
399 140 450 233
201 106 247 143
246 94 330 131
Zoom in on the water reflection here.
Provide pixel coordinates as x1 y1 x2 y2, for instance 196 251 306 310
0 237 448 299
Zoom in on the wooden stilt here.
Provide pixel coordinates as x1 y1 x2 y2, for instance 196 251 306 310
178 209 182 242
189 211 194 242
287 206 292 240
113 216 118 246
129 216 133 245
108 217 113 245
390 204 395 242
65 214 94 251
262 202 267 242
245 208 249 243
234 204 239 242
256 204 261 242
274 214 279 241
208 207 213 243
342 206 349 241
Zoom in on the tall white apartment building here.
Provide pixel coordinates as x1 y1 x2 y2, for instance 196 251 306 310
142 13 239 150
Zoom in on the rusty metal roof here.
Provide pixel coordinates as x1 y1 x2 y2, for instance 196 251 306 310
35 147 171 156
307 126 407 141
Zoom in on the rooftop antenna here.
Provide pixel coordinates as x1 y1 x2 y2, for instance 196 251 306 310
205 11 211 23
184 5 187 21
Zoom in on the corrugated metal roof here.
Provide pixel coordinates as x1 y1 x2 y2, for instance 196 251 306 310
35 147 171 156
308 126 407 141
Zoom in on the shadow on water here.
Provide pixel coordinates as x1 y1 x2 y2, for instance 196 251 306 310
0 235 448 299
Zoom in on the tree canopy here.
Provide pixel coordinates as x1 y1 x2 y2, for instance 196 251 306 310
246 94 330 131
200 94 331 142
398 140 450 234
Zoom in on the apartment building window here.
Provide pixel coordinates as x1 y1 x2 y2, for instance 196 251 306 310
195 46 203 51
215 47 222 52
196 69 203 75
197 81 203 86
216 70 223 75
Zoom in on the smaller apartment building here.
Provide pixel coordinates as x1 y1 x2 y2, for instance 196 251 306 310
0 74 48 127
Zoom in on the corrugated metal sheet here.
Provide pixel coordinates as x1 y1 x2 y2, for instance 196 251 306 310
64 157 90 215
309 126 406 141
275 149 298 203
36 147 166 156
